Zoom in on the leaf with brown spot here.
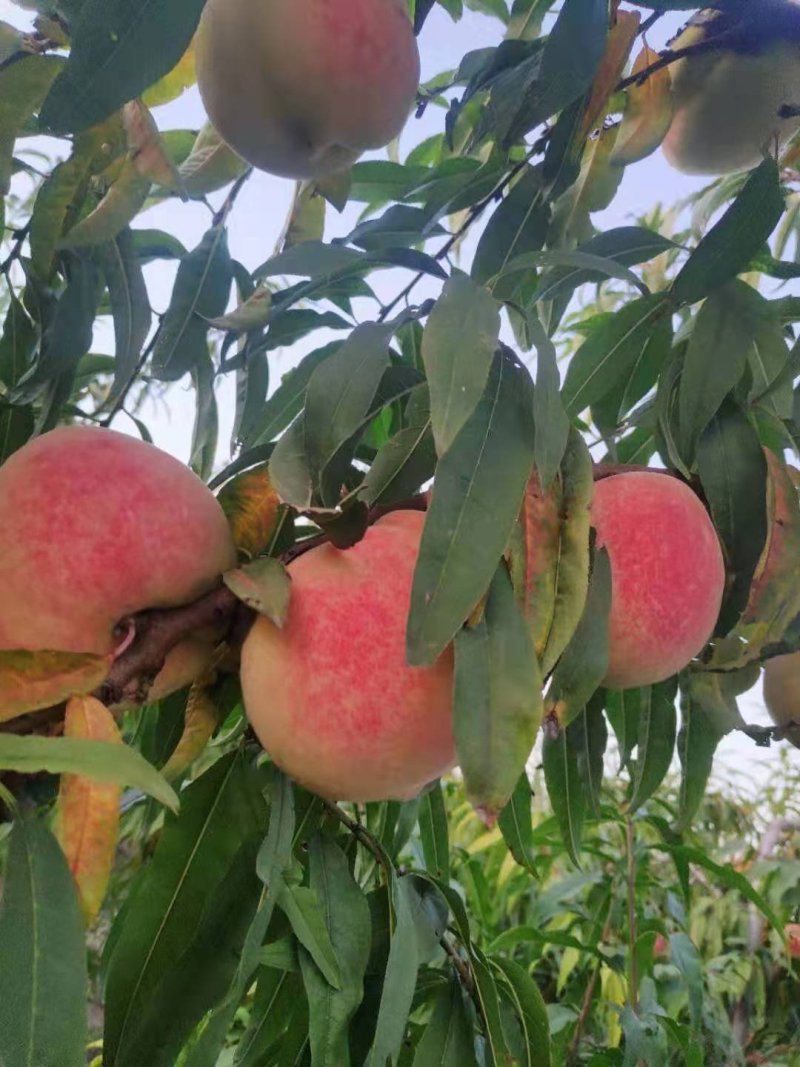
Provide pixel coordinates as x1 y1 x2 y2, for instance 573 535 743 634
707 452 800 670
611 45 674 167
0 650 112 723
161 678 221 781
122 99 184 192
224 558 292 627
208 286 272 333
55 696 122 926
218 464 283 558
508 429 593 676
581 10 641 139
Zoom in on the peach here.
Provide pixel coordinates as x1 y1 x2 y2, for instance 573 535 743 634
662 17 800 176
786 923 800 959
592 472 725 689
0 426 237 701
195 0 420 179
240 511 455 802
763 652 800 750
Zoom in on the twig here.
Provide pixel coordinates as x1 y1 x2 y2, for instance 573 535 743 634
0 222 31 278
99 325 162 428
616 31 740 94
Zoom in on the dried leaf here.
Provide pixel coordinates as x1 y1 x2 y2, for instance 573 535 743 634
611 45 673 167
581 10 641 139
161 679 221 781
55 696 122 925
0 649 111 723
123 99 184 192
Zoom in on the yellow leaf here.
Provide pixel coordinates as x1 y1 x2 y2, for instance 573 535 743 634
218 464 283 559
601 965 627 1047
55 696 122 926
123 99 184 192
0 650 111 723
611 45 674 167
581 10 641 139
142 38 197 108
161 678 221 781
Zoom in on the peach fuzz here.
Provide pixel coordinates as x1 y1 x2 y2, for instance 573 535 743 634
591 472 725 689
240 510 455 802
0 426 237 698
195 0 420 179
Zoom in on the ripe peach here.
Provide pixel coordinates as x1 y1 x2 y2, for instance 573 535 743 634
0 426 237 701
195 0 420 179
786 923 800 959
763 652 800 750
662 16 800 176
240 511 455 802
591 472 725 689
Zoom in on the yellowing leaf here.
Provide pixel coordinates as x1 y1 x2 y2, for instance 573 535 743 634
179 123 248 198
208 286 272 333
0 650 111 723
282 182 326 249
218 464 283 558
123 99 184 192
142 38 197 109
161 678 221 781
55 696 122 926
611 45 674 167
581 9 641 139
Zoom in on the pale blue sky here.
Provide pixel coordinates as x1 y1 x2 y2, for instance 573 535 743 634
2 0 795 787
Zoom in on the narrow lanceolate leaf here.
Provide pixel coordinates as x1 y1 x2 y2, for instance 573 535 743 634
152 224 232 381
0 294 38 389
542 719 586 866
419 782 451 882
360 386 437 507
100 227 152 402
367 875 421 1067
299 836 371 1067
545 548 612 730
0 404 34 464
498 772 537 876
180 123 248 198
709 452 800 669
218 464 283 559
59 156 152 249
627 679 678 813
235 971 303 1067
0 648 111 722
611 45 673 166
671 158 785 306
39 0 207 133
0 734 178 812
55 696 123 925
278 884 342 990
696 399 768 630
103 752 268 1067
493 957 553 1067
574 694 608 819
160 681 221 782
562 294 670 416
676 682 729 832
0 55 61 198
412 978 479 1067
605 688 640 771
0 817 87 1067
303 322 392 507
580 9 640 138
530 318 570 490
422 272 501 457
407 348 535 667
508 429 594 676
454 563 543 822
678 282 758 461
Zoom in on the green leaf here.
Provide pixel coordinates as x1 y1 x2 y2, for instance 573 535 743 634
303 322 392 506
407 347 534 666
59 157 152 249
0 817 87 1067
235 970 303 1067
0 734 178 811
189 346 219 481
412 977 479 1067
470 944 516 1067
0 55 61 200
498 773 537 876
423 272 501 456
669 934 703 1031
678 282 759 462
605 688 640 772
627 679 678 813
562 294 670 416
278 883 342 991
360 385 437 506
0 403 34 463
100 227 152 403
299 836 371 1067
103 752 268 1067
366 875 421 1067
574 694 608 819
530 319 570 490
151 224 232 382
418 782 451 882
542 719 585 866
224 558 292 627
671 159 785 306
454 563 543 820
675 674 738 832
0 293 37 389
544 545 611 730
473 167 550 287
696 399 768 630
39 0 207 133
493 957 552 1067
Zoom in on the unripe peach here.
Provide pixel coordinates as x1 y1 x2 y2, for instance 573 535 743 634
0 426 237 700
763 652 800 749
195 0 421 180
591 472 725 689
240 511 455 802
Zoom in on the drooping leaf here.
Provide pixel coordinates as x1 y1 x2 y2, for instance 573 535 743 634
0 816 87 1067
542 719 586 866
418 782 451 882
0 648 110 722
627 678 678 813
611 44 673 166
412 977 479 1067
180 123 248 198
100 227 152 402
0 54 61 201
498 772 537 876
675 681 731 832
530 317 570 489
493 956 553 1067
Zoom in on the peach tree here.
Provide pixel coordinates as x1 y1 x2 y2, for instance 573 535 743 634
0 0 799 1064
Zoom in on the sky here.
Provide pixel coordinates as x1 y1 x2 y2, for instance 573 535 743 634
1 0 797 791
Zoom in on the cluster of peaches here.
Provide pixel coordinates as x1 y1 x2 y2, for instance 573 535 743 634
0 426 739 804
